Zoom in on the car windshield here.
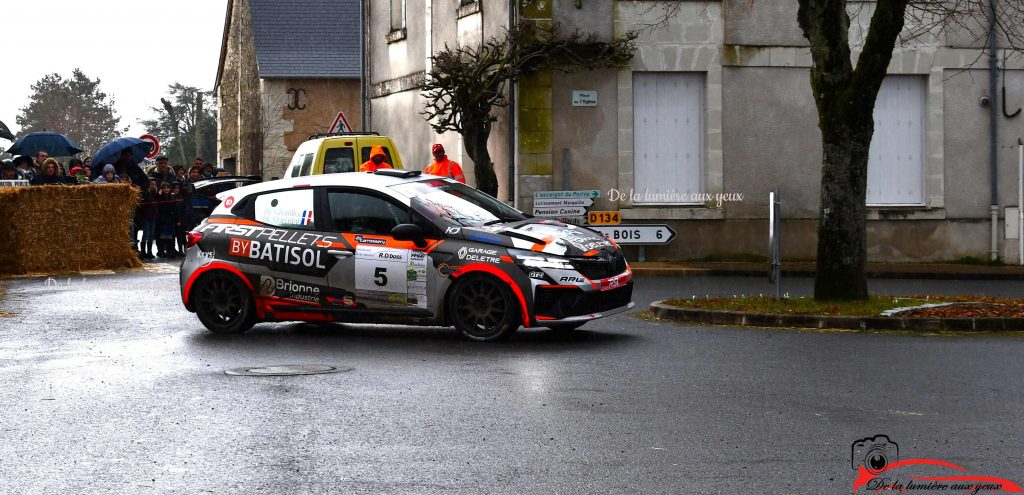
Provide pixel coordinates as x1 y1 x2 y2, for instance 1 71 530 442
390 179 527 227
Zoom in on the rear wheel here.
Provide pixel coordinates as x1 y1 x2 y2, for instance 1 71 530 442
448 274 520 341
192 271 256 334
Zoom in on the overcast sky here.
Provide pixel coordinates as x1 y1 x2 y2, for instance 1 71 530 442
1 0 226 138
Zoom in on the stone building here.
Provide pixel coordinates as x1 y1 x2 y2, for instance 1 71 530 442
216 0 363 179
366 0 1024 263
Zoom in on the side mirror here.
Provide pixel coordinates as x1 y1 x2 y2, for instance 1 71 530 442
391 223 427 248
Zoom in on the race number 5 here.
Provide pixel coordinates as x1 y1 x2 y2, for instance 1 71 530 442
355 246 408 293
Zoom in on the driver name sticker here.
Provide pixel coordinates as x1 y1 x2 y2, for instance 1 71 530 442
355 246 409 293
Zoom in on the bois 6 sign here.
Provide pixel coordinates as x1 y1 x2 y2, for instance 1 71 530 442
591 225 676 245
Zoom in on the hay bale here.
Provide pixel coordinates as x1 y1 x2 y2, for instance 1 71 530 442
0 184 142 275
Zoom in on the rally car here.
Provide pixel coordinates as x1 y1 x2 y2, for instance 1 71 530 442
179 170 634 341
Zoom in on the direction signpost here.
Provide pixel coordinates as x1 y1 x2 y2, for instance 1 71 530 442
534 190 600 199
533 190 599 224
590 225 676 245
591 224 677 262
534 197 594 208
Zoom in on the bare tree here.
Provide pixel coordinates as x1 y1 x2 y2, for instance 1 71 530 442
421 21 636 196
797 0 1024 300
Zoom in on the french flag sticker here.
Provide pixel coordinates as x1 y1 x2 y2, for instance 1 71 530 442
301 210 314 225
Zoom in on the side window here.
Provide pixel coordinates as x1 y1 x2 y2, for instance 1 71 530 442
323 147 356 174
360 146 394 166
299 153 315 176
328 190 411 236
254 189 316 230
287 152 305 178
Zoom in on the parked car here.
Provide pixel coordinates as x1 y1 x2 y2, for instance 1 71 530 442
281 132 405 178
187 175 262 220
179 170 633 341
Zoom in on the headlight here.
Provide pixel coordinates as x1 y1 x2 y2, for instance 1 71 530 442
508 248 574 270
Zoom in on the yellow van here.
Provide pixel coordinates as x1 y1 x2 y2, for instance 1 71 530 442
282 132 404 178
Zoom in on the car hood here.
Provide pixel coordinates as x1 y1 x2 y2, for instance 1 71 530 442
461 220 617 257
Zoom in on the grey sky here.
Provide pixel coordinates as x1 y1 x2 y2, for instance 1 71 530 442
1 0 226 139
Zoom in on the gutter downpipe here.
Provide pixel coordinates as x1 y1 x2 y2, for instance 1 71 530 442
989 0 1000 261
508 0 518 205
360 0 369 131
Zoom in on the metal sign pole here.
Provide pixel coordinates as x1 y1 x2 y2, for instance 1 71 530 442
769 188 781 299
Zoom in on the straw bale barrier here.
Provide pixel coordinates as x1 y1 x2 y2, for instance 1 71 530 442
0 184 142 275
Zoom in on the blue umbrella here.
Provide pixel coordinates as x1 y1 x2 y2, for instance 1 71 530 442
92 137 154 167
5 131 83 156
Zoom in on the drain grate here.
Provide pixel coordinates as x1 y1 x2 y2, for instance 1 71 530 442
224 364 352 376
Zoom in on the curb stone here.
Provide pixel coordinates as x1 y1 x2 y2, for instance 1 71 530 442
649 301 1024 332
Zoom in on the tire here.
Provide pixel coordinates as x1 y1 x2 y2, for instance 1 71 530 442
192 271 256 334
447 274 520 341
547 321 587 332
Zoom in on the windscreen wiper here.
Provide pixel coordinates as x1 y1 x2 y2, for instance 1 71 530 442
482 217 523 226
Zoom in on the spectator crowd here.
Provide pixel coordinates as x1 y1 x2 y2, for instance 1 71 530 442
1 151 228 261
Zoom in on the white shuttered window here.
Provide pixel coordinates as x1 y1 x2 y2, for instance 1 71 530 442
867 76 925 205
633 72 704 205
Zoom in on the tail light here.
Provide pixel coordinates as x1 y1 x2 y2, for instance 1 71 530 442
185 231 204 248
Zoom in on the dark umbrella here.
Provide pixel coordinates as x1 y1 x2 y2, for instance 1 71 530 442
0 120 14 141
91 137 153 186
5 131 83 156
92 137 154 167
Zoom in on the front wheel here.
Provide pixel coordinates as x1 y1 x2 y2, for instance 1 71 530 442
192 271 256 334
447 274 520 341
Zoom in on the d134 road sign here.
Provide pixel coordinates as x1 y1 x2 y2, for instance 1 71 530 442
591 224 676 245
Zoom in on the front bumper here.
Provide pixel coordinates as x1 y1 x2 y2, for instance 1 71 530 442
533 282 634 322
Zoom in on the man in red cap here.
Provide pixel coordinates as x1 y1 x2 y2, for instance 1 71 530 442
424 144 466 184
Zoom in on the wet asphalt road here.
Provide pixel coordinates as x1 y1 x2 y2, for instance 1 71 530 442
1 264 1023 494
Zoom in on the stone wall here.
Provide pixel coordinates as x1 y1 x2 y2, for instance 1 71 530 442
261 78 362 180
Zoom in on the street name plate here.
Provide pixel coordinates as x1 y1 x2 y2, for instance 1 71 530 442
591 224 677 245
534 190 600 200
534 197 594 208
572 90 598 107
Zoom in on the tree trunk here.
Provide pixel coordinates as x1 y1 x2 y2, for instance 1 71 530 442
194 92 204 161
814 121 872 300
162 98 188 165
464 124 498 197
799 0 908 301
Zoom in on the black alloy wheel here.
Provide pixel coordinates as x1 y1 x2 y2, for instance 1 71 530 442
193 271 256 334
448 274 520 341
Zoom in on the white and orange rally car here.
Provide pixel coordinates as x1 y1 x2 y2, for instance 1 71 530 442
179 170 633 341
